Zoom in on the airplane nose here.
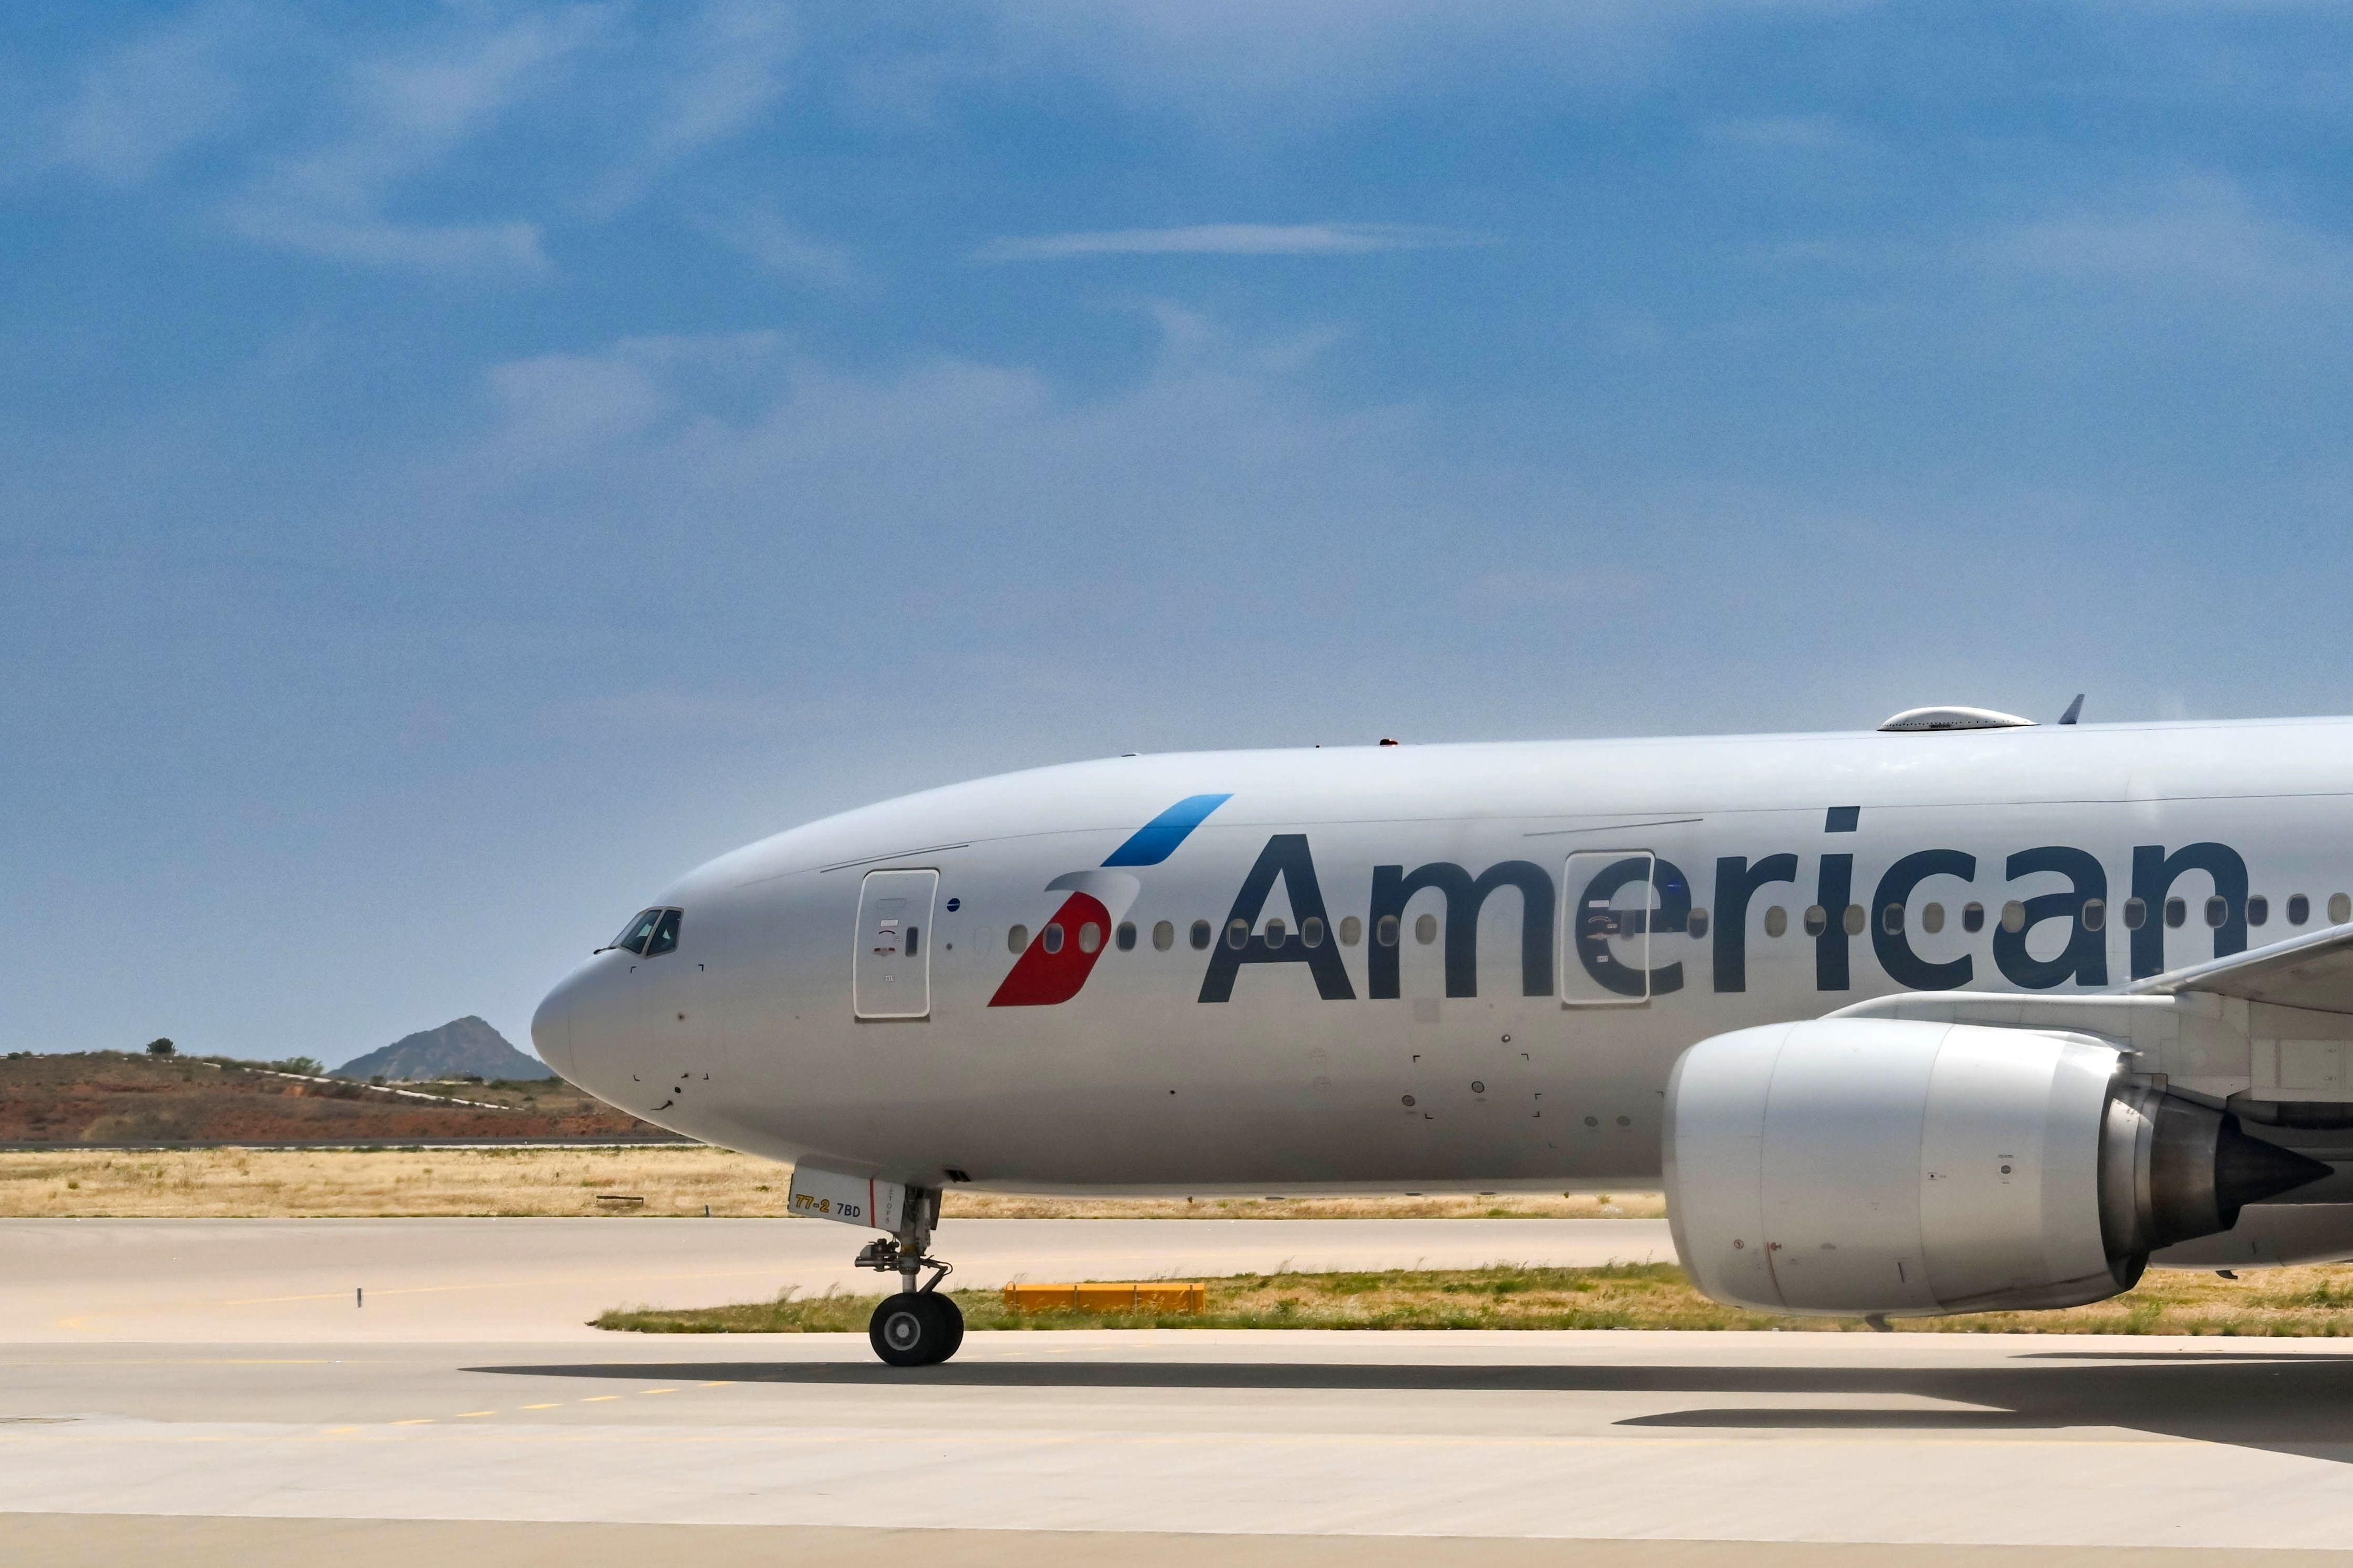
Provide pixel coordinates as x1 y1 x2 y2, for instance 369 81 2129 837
531 966 586 1081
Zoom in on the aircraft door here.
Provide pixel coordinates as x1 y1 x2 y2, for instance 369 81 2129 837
1561 851 1656 1007
855 870 938 1020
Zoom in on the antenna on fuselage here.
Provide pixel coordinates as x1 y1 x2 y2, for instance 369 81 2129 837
2058 693 2085 726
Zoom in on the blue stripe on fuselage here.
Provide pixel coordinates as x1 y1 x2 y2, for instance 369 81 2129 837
1102 793 1234 867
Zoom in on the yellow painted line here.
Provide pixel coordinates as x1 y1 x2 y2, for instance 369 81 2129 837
641 1387 678 1395
456 1410 496 1418
699 1380 733 1387
390 1418 434 1426
521 1402 561 1410
581 1395 619 1403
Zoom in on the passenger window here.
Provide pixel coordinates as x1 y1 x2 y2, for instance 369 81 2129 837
2165 897 2186 929
1264 918 1287 946
2081 899 2104 932
1376 914 1400 947
646 909 681 956
2204 897 2226 929
1152 920 1173 951
1687 908 1709 940
1303 916 1326 947
1962 901 1985 933
1043 922 1065 954
1843 905 1865 937
1115 921 1137 952
1921 902 1944 934
1415 912 1439 945
1802 905 1827 938
1190 919 1212 950
1880 904 1903 936
1078 922 1102 954
2290 894 2311 924
609 908 664 956
2247 896 2268 928
2000 901 2026 934
2334 893 2351 924
2121 898 2145 930
1008 924 1029 953
1340 915 1362 946
1226 919 1249 950
1763 905 1788 938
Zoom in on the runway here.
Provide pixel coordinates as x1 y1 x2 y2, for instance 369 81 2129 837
6 1220 2353 1565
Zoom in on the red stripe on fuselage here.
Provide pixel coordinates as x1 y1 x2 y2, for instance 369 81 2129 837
988 893 1113 1007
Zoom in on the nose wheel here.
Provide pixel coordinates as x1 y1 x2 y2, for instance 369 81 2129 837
869 1290 963 1367
853 1193 960 1366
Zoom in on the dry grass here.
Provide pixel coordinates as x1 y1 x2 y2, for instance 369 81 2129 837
0 1146 786 1217
0 1147 1663 1220
597 1260 2353 1337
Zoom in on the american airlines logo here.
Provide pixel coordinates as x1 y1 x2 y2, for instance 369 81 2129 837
988 794 1232 1007
1194 832 2259 1002
993 796 2262 1007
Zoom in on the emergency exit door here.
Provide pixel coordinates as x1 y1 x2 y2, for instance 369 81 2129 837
855 869 937 1020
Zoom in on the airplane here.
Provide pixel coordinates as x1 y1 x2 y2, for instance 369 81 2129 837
533 703 2353 1365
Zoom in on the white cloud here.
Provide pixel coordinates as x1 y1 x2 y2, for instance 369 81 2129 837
1974 175 2353 299
397 308 2215 766
222 5 615 274
931 1 1880 125
473 331 786 470
697 204 856 286
978 222 1491 261
26 2 254 184
237 214 551 274
596 0 800 210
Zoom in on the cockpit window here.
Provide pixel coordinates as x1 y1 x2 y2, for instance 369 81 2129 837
646 908 682 956
608 907 681 957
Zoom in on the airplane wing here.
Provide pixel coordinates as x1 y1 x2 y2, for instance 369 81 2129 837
2132 921 2353 1014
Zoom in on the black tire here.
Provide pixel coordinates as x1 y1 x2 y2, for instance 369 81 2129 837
869 1291 960 1367
932 1291 965 1361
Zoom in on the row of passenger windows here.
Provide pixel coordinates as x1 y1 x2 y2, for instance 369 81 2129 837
1006 892 2352 957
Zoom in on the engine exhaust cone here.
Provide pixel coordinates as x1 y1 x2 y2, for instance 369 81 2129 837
2211 1115 2333 1225
2123 1093 2338 1252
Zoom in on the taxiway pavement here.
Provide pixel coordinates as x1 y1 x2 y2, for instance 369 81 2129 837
6 1219 2352 1566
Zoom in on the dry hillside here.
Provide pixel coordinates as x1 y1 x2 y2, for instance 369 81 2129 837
0 1051 673 1144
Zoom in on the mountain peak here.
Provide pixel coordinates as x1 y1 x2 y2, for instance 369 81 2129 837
335 1016 554 1082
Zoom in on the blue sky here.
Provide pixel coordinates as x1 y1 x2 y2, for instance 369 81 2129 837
7 2 2353 1064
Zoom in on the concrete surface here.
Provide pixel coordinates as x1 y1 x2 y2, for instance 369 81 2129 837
6 1218 2353 1565
8 1332 2353 1563
0 1216 1672 1341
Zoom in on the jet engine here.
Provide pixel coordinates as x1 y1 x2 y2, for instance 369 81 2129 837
1663 1019 2328 1316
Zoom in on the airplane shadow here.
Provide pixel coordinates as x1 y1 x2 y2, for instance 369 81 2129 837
472 1349 2353 1465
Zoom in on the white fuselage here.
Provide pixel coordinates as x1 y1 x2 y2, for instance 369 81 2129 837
531 717 2353 1195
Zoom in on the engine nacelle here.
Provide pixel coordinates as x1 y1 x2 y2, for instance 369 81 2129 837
1664 1019 2329 1316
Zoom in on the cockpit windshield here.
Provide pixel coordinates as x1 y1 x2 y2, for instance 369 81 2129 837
646 908 681 956
607 907 681 956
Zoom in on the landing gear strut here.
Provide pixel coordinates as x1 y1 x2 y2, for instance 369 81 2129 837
856 1187 961 1367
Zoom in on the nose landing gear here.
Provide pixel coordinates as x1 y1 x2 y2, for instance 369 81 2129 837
854 1188 961 1367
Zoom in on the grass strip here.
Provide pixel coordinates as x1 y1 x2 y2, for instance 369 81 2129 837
595 1260 2353 1337
0 1147 1660 1220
